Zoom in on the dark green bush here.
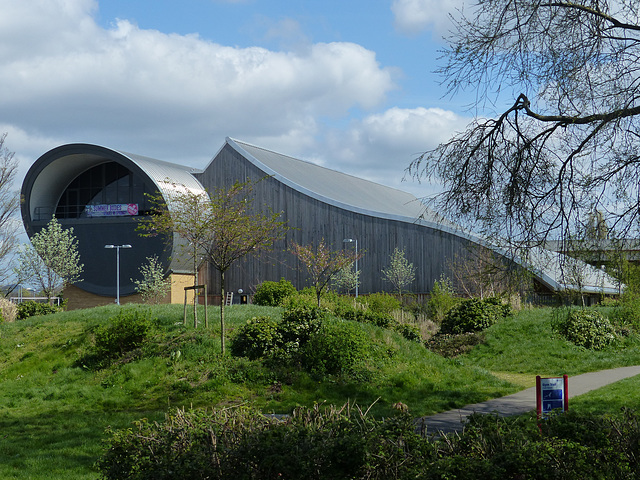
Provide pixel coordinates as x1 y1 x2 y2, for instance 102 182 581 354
554 309 617 350
252 278 297 306
280 302 324 348
300 321 374 375
97 403 432 480
393 322 422 342
426 332 486 357
230 316 283 360
17 300 62 319
93 308 154 363
440 298 503 335
97 405 640 480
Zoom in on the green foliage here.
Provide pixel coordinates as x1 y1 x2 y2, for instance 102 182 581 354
359 292 400 314
97 404 640 480
253 277 297 306
381 247 416 296
132 255 171 304
229 316 283 360
426 332 486 357
16 300 62 319
300 320 375 375
428 275 459 323
16 216 83 301
337 306 396 328
231 301 325 363
440 298 503 335
393 322 422 342
96 404 434 480
280 302 324 346
554 309 617 350
92 308 155 364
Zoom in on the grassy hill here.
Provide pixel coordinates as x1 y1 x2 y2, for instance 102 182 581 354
1 303 639 479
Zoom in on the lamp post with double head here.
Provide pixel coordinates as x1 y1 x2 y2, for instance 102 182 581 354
104 244 132 305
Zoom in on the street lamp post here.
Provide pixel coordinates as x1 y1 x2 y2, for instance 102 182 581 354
104 244 132 305
343 238 358 298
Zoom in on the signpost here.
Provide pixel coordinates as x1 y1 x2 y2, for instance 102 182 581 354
536 375 569 418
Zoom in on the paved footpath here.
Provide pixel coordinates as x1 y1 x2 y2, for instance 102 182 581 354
417 365 640 435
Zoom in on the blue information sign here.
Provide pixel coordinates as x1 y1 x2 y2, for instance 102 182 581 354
536 375 568 417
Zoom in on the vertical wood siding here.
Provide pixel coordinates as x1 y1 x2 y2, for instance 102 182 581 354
195 144 479 296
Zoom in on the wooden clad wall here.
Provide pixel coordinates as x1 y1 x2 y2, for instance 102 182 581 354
195 144 478 296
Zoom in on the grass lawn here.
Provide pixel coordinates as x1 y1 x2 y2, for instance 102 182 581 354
0 303 638 479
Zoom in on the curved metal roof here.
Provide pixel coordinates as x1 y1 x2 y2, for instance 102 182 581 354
224 138 619 295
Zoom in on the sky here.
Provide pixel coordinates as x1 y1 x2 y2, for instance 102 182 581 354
1 0 476 203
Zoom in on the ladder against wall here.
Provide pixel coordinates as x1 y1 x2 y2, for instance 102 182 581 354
225 292 234 306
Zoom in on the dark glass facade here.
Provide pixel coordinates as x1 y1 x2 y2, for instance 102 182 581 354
56 162 154 218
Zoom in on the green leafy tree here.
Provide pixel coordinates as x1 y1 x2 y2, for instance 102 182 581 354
17 216 83 303
291 239 363 307
139 179 288 353
381 247 415 300
198 180 289 353
331 262 360 295
138 182 210 326
409 0 640 249
132 256 171 304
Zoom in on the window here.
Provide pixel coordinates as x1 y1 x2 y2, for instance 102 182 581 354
56 162 154 218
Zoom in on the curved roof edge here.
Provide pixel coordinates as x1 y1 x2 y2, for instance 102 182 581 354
224 138 619 296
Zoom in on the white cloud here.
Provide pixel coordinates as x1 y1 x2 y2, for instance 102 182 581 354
316 106 470 198
0 0 395 171
391 0 463 36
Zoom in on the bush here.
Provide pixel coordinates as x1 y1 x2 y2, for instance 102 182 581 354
253 278 297 306
393 322 422 342
230 316 283 360
93 308 155 363
0 298 17 323
428 276 459 323
16 300 62 319
300 321 374 375
280 302 324 347
554 309 617 350
96 404 431 480
359 292 400 315
440 298 503 335
426 332 486 357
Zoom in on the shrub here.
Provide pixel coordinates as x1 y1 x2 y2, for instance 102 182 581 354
440 298 502 334
0 298 17 323
428 275 459 323
426 332 486 357
16 300 62 319
300 321 374 375
359 292 400 315
230 316 283 360
253 278 297 306
93 308 155 363
554 309 617 350
280 302 324 347
96 404 431 480
393 322 422 342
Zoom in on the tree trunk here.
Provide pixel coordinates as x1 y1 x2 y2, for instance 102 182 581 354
220 270 226 354
193 245 198 328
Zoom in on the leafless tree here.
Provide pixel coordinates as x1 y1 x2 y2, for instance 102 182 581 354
409 1 640 251
0 133 20 292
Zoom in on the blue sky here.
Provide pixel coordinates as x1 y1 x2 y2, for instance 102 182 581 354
1 0 474 199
